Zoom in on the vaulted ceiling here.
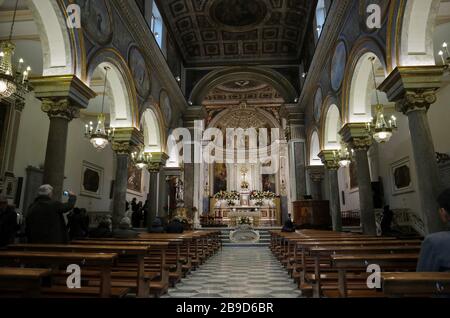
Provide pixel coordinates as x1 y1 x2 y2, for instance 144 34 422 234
156 0 316 66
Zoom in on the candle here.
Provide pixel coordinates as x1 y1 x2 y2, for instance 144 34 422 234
18 58 23 73
439 50 445 65
85 124 89 134
443 42 450 57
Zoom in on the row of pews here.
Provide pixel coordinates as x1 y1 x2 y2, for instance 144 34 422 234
269 229 450 298
0 230 221 298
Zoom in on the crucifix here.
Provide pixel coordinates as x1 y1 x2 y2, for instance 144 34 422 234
240 167 248 182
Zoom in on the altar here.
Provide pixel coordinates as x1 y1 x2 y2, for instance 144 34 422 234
210 199 280 227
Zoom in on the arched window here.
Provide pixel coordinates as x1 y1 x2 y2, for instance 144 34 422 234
151 1 164 48
315 0 326 39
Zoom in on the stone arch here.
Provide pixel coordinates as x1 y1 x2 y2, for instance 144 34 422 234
398 0 441 67
308 130 322 166
141 103 166 153
86 49 138 128
322 101 342 151
342 39 388 124
189 67 298 105
26 0 81 77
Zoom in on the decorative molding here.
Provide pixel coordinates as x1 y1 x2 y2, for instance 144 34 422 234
339 123 372 151
318 150 339 171
110 0 187 115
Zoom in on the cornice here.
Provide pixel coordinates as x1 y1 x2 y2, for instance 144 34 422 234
111 0 187 115
298 0 353 109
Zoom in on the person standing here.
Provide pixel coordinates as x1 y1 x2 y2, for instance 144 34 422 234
26 185 76 244
0 195 19 247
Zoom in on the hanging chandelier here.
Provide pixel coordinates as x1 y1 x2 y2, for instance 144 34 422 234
131 150 152 170
333 142 353 168
0 0 32 99
84 66 114 150
366 56 398 144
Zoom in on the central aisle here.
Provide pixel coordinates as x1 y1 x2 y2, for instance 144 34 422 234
164 247 302 298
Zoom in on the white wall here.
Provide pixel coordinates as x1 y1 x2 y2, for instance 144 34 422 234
13 94 150 213
337 83 450 218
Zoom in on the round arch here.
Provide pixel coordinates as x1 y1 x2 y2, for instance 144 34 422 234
322 103 342 151
189 67 298 105
308 130 322 166
140 103 167 153
342 39 388 124
398 0 441 67
86 49 138 128
26 0 81 77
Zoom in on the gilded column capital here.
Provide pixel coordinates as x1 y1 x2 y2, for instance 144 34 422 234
41 98 80 120
147 152 169 173
112 127 144 155
30 75 96 121
395 89 437 114
379 66 443 115
307 165 325 182
339 123 372 151
318 150 339 171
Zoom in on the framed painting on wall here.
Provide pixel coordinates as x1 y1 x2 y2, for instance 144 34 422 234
262 174 276 192
80 161 103 198
127 161 142 194
213 163 227 194
391 157 414 195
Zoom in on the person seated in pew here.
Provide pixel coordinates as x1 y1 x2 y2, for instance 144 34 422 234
165 216 184 234
0 195 19 247
148 217 165 233
89 217 113 238
25 185 77 244
67 208 90 240
112 217 139 239
417 188 450 272
281 219 296 233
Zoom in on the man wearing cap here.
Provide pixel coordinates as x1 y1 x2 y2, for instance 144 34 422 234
0 195 18 247
25 185 77 244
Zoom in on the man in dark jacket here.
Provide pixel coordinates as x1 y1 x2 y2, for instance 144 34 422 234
417 188 450 272
26 185 76 244
0 195 18 247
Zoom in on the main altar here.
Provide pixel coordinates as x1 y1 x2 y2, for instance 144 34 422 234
209 168 281 227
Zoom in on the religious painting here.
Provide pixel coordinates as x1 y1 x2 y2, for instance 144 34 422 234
391 157 414 195
129 46 151 98
313 87 323 123
80 161 103 198
213 163 227 194
349 161 359 190
127 161 142 194
77 0 113 45
262 174 276 192
330 40 347 91
3 173 18 200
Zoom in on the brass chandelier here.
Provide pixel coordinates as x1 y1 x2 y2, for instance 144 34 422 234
366 56 398 144
333 142 353 168
131 150 152 170
0 0 32 99
84 66 114 150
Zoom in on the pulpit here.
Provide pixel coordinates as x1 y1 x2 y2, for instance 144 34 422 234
292 200 331 228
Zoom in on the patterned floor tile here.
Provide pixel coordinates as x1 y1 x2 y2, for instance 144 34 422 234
164 247 303 298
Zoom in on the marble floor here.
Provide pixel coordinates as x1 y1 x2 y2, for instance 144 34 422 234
163 247 303 298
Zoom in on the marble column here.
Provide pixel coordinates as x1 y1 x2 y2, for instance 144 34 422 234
318 151 342 232
146 171 159 229
146 152 169 231
111 127 143 229
340 123 376 235
30 76 96 199
306 165 325 200
380 66 445 234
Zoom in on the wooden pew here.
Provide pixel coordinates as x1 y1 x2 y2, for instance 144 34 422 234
9 244 154 298
71 240 170 297
381 272 450 297
330 253 419 298
0 251 120 298
0 268 51 297
307 245 421 297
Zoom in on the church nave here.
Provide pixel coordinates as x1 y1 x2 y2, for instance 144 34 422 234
164 247 302 299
